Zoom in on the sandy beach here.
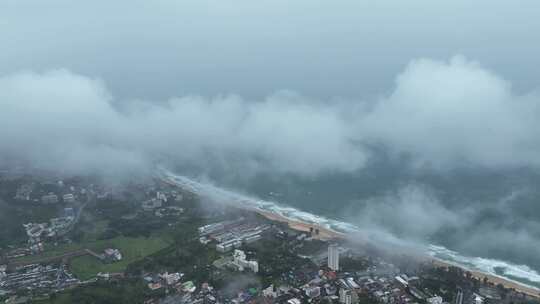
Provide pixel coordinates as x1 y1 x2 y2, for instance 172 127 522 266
161 175 540 299
430 258 540 299
254 209 345 241
252 206 540 299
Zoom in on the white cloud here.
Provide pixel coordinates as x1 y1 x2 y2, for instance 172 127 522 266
362 56 540 169
1 56 540 176
0 70 365 176
350 184 460 240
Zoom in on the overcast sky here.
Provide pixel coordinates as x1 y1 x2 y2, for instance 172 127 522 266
2 0 540 100
1 0 540 176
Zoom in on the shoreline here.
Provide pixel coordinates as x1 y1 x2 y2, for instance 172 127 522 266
250 207 540 299
430 258 540 299
160 175 540 299
252 208 346 241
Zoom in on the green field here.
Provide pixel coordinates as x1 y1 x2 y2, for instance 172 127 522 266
80 219 109 242
11 242 85 264
33 279 149 304
10 233 172 280
70 236 172 280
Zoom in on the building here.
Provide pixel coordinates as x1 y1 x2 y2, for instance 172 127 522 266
62 193 75 203
216 239 242 252
198 223 225 235
263 285 278 298
346 277 359 289
232 249 259 273
103 248 122 262
305 286 321 298
244 234 261 243
395 275 408 287
181 281 196 293
142 198 162 211
340 288 352 304
328 244 339 271
427 296 443 304
41 193 58 204
156 191 167 202
159 272 183 285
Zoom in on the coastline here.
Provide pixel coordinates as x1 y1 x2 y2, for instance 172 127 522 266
253 208 346 241
160 173 540 299
251 206 540 299
430 258 540 299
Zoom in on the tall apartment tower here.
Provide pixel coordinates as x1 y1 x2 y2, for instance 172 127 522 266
328 243 339 271
339 288 352 304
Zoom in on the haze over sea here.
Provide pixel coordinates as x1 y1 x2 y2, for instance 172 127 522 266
168 163 540 290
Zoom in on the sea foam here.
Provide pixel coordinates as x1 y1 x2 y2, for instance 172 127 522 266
160 169 540 290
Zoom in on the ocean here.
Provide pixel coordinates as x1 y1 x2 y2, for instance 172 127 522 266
161 167 540 291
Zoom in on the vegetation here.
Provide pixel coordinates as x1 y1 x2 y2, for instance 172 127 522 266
108 214 168 238
0 194 61 247
340 256 369 272
241 236 317 287
124 216 214 279
70 235 172 280
34 279 151 304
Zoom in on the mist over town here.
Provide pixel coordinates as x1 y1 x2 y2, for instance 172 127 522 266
1 1 540 303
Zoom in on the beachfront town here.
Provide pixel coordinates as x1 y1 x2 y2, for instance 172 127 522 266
0 171 538 304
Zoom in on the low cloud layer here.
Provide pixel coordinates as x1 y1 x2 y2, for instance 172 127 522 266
351 185 459 240
363 56 540 168
1 56 540 177
0 70 364 176
346 184 540 270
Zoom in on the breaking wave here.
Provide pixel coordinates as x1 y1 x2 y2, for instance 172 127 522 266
427 245 540 289
160 168 540 291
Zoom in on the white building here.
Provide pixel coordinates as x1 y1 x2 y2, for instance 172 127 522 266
159 272 183 285
156 191 168 202
427 296 443 304
232 249 259 273
339 288 352 304
328 243 339 271
263 285 277 298
346 277 359 289
63 193 75 203
104 248 122 261
473 294 485 304
0 265 6 280
287 299 301 304
305 286 321 298
142 198 162 211
41 193 58 204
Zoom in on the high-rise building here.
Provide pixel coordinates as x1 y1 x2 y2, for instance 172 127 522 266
339 288 352 304
328 243 339 271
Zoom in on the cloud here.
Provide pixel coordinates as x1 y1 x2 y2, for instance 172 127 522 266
362 56 540 169
2 56 540 274
0 70 366 177
3 1 540 100
346 183 540 270
0 69 144 176
348 184 460 241
1 56 540 177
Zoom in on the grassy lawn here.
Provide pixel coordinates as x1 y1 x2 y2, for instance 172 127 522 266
33 279 149 304
70 235 172 280
80 219 109 242
11 242 84 263
11 233 173 280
